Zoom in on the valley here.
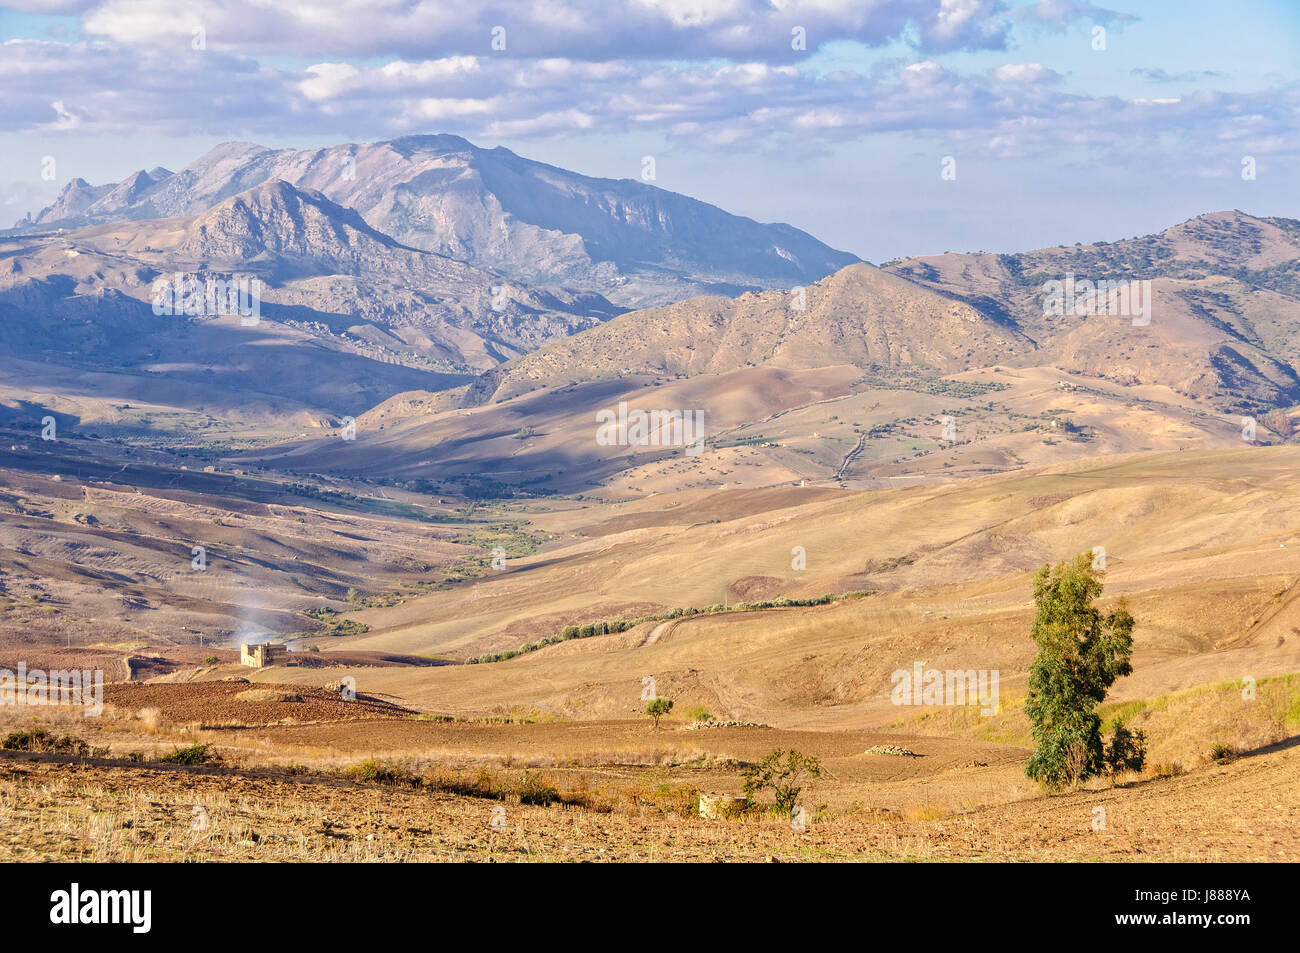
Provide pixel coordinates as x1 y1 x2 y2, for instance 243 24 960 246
1 138 1297 864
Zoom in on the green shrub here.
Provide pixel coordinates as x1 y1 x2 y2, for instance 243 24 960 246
742 749 822 813
645 697 674 728
344 758 420 786
515 771 560 805
160 743 212 765
1208 742 1239 762
1104 723 1147 774
652 782 701 817
2 728 92 756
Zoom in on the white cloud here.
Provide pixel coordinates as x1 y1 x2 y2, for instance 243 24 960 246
44 99 82 131
992 63 1060 84
1 1 1295 184
66 0 1086 59
1020 0 1135 30
410 97 496 121
900 61 950 86
2 34 1295 170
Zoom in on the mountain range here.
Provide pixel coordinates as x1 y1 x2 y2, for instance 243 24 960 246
0 177 624 436
239 211 1300 495
14 135 861 308
4 135 1299 496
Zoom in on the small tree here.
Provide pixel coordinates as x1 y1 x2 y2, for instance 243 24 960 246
742 748 822 813
645 697 673 728
1103 723 1147 775
1025 553 1136 788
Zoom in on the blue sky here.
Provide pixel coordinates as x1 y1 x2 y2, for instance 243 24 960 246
1 0 1297 260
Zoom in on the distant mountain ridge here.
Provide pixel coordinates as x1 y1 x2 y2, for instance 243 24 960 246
7 178 1299 498
16 135 861 308
463 261 1025 405
456 211 1300 414
264 208 1300 497
882 210 1300 410
0 178 623 428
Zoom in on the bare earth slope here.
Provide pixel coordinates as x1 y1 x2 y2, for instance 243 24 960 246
218 447 1300 735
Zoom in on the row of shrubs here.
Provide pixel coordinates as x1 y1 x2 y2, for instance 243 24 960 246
1 729 213 766
1 728 103 757
303 606 370 637
341 748 827 820
342 759 613 811
343 758 800 819
468 591 873 664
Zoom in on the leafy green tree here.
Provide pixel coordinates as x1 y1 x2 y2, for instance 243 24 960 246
645 697 673 728
742 749 822 813
1025 553 1135 788
1104 723 1147 775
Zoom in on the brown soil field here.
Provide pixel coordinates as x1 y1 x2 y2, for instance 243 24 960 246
1 737 1293 861
2 444 1298 861
100 681 413 724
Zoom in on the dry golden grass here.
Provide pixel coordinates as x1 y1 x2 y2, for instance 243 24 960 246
4 447 1300 860
2 735 1295 861
197 447 1296 739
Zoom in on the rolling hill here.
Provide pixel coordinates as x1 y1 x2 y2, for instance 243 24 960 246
883 210 1300 412
224 446 1300 738
248 212 1300 495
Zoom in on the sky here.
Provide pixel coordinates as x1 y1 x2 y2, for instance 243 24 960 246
1 0 1297 261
